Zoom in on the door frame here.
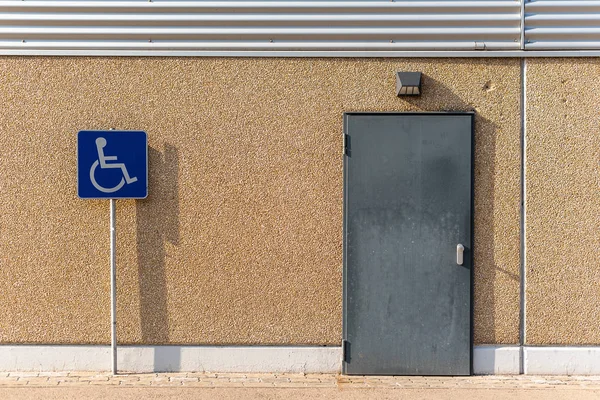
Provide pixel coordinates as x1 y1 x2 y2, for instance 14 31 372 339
342 111 475 375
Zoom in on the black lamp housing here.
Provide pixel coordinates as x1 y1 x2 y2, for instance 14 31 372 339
395 72 422 96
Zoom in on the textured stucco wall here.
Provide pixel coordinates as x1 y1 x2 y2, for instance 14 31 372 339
0 57 520 345
526 59 600 344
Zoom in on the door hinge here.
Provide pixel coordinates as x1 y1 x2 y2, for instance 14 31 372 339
342 340 350 363
343 134 350 156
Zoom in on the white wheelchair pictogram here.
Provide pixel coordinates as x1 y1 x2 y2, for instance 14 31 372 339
90 137 138 193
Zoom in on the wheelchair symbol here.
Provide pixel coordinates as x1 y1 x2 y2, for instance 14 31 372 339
90 137 138 193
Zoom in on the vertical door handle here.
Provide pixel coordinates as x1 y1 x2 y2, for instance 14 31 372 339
457 244 464 265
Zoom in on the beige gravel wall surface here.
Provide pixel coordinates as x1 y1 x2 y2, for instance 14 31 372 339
526 59 600 344
0 57 520 345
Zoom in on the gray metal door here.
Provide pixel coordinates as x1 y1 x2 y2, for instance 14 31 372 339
343 112 473 376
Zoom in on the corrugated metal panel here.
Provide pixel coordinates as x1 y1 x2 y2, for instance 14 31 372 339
525 0 600 49
0 1 521 52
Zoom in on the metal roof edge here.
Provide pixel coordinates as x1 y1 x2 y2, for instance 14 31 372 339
1 49 600 57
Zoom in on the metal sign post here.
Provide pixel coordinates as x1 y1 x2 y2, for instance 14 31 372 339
110 198 117 375
77 130 148 375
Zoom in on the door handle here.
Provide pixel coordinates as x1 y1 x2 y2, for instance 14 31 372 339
457 244 465 265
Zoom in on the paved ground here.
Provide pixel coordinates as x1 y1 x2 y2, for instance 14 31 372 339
1 373 600 399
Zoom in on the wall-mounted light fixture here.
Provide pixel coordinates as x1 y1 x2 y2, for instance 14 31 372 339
395 72 422 96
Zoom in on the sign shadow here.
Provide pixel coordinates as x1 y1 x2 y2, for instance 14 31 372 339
135 144 180 372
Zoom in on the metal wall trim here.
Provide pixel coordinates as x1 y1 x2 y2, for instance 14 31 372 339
525 0 600 49
519 57 527 375
0 0 521 52
3 49 600 57
4 1 600 54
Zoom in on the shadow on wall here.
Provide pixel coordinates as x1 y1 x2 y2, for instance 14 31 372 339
404 73 518 344
136 144 180 372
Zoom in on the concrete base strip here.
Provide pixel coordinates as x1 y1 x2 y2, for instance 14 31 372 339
0 346 341 374
473 345 520 375
524 347 600 375
0 345 599 374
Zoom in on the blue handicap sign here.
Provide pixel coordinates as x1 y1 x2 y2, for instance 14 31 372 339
77 130 148 199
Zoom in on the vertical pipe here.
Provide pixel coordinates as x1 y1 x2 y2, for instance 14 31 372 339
110 198 117 375
519 57 527 374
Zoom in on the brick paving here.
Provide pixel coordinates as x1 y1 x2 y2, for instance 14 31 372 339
1 373 600 389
